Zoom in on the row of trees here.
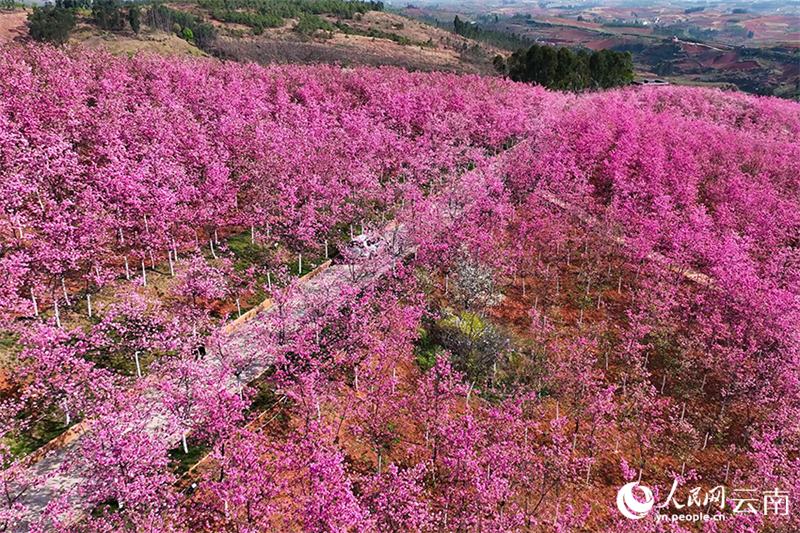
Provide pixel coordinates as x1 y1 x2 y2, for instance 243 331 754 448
199 0 383 34
0 44 551 529
145 4 216 49
452 14 533 51
92 0 141 33
27 0 142 46
500 43 635 90
1 45 798 530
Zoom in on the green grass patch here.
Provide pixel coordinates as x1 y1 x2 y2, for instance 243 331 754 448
87 349 159 377
413 327 444 372
226 230 273 273
5 410 74 458
0 331 19 351
168 442 211 476
438 310 488 340
248 379 280 413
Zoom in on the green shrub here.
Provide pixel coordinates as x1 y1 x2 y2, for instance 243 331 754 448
28 5 75 45
295 13 334 36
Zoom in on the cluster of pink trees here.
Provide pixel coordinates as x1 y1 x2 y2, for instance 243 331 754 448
492 87 800 530
0 45 548 328
399 85 799 530
0 43 798 531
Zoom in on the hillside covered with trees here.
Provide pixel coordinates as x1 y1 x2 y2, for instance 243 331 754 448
502 44 634 90
0 44 798 531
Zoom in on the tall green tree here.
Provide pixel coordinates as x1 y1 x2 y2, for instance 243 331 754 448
93 0 124 31
128 5 141 34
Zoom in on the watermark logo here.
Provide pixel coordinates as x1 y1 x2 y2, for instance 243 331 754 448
616 482 655 520
615 479 790 523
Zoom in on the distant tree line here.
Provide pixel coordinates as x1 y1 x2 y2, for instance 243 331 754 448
335 20 431 47
497 43 634 91
452 15 533 51
25 0 381 48
198 0 383 34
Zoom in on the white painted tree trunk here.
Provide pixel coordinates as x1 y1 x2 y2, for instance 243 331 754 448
141 260 147 286
54 298 61 328
168 250 175 277
30 288 38 316
182 432 189 454
267 271 272 290
61 278 70 306
250 225 255 244
324 240 328 259
87 294 92 318
210 239 217 259
134 351 142 378
235 298 241 317
124 256 130 280
298 254 302 275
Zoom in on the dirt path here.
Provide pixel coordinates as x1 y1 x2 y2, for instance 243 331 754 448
0 10 27 45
